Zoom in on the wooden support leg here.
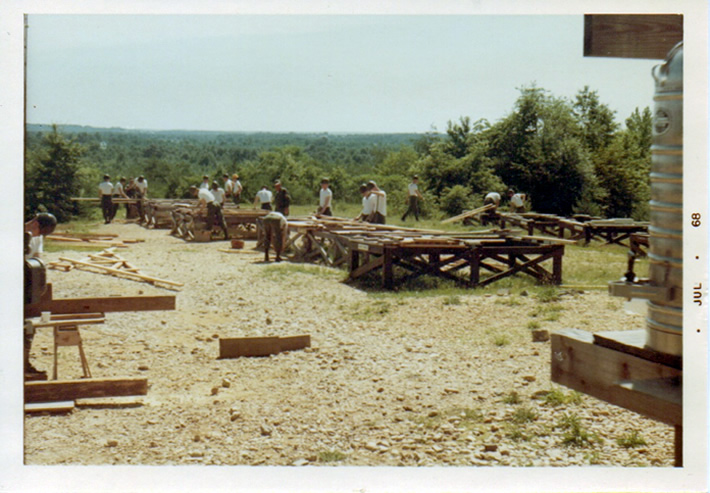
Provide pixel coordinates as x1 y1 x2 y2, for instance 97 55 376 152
552 247 563 284
383 247 394 290
469 250 480 287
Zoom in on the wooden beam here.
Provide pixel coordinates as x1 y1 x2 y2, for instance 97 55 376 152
24 401 75 414
551 328 681 426
218 335 311 358
25 284 176 317
25 377 148 403
584 14 683 60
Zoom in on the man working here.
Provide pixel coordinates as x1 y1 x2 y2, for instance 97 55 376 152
254 186 273 210
273 180 291 216
401 175 424 221
223 174 234 200
482 191 502 225
317 178 333 216
366 181 387 224
134 175 149 224
262 211 289 262
507 189 526 213
191 185 229 240
200 175 210 189
24 212 57 379
111 177 130 221
211 181 226 206
98 174 114 224
354 184 373 222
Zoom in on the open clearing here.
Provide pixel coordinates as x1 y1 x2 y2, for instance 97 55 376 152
24 221 673 467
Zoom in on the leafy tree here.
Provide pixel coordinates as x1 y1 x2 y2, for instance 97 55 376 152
25 125 84 222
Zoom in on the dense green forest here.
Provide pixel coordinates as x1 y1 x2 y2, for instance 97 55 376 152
24 85 652 222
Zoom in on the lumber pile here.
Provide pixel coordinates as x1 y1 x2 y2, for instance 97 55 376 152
47 248 183 290
172 206 269 242
47 232 144 248
143 199 194 229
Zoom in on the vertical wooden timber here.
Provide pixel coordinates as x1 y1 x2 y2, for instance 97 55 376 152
469 249 480 287
552 246 563 284
383 247 394 290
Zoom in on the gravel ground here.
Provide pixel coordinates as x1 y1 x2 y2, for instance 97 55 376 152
24 221 675 468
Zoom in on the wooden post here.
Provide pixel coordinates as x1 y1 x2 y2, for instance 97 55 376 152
552 246 563 284
469 249 480 287
383 247 394 290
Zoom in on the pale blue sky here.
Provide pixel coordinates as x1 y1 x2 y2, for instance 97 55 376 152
26 14 662 133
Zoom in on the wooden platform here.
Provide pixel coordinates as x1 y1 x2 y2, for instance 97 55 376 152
261 216 565 290
172 205 268 242
551 328 682 466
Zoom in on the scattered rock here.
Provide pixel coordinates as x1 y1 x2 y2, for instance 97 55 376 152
260 424 273 436
222 379 231 388
523 375 536 383
531 329 550 342
138 365 149 371
292 459 309 466
483 444 498 452
106 440 118 447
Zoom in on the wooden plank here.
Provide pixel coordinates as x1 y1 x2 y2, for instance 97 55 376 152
75 396 146 409
593 330 682 369
551 328 681 426
219 336 281 358
25 284 176 317
25 401 75 414
584 14 683 60
440 204 495 224
279 335 311 352
25 377 148 403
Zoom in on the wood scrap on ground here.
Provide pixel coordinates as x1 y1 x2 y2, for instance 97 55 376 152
218 335 311 359
47 232 145 248
47 248 183 290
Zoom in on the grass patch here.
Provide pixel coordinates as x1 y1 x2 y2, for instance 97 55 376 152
538 388 583 406
261 262 344 281
536 286 561 303
442 295 462 306
495 296 522 307
529 303 564 321
505 425 530 442
526 320 541 330
493 334 511 347
616 430 647 449
502 391 522 405
557 413 601 448
318 450 347 463
345 299 391 321
511 406 538 424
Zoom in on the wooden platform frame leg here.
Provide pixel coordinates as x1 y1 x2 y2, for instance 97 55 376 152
53 325 92 380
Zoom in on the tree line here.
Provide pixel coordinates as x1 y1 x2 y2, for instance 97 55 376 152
25 84 652 222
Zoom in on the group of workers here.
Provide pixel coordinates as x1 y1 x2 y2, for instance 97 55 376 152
98 175 149 224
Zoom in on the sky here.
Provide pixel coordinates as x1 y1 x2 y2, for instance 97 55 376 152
24 14 664 134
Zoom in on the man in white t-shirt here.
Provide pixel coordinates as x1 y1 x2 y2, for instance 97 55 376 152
211 181 226 205
254 186 273 210
98 174 114 224
317 178 333 216
366 181 387 224
223 174 234 199
401 175 424 221
507 189 526 213
191 185 229 240
355 184 373 221
199 175 210 189
24 212 57 260
134 175 149 224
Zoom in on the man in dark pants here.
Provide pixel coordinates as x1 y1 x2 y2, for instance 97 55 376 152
98 174 114 224
262 211 288 262
273 180 291 216
401 175 423 221
191 185 229 240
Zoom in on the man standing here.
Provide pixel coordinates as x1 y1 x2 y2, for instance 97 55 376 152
111 177 130 221
354 184 373 222
200 175 210 189
223 174 234 200
273 180 291 216
482 191 502 226
211 181 226 206
99 174 114 224
317 178 333 216
191 185 229 240
366 181 387 224
254 186 273 210
232 174 243 206
262 211 289 262
134 175 149 224
401 175 423 221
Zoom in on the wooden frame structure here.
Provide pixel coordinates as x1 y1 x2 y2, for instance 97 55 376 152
551 328 682 466
260 216 566 290
171 205 268 242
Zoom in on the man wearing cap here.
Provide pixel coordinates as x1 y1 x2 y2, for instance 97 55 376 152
354 184 373 222
200 175 210 189
273 180 292 216
211 181 226 206
254 186 273 210
98 174 114 224
111 177 130 221
191 185 229 240
223 174 234 200
401 175 424 221
317 178 333 216
262 211 289 262
232 174 243 206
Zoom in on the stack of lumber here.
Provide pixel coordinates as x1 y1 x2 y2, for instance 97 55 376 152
172 206 269 242
47 248 183 290
47 232 144 248
143 199 194 229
